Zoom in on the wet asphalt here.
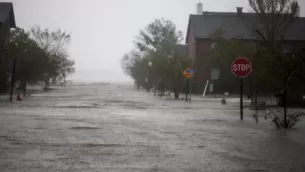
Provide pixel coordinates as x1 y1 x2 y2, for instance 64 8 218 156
0 83 305 172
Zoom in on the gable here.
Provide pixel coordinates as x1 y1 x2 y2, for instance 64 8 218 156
185 17 193 44
0 2 16 28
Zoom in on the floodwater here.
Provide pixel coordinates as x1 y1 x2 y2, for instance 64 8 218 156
0 83 305 172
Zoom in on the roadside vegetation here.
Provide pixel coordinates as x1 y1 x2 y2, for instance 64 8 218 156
121 18 191 99
0 26 75 95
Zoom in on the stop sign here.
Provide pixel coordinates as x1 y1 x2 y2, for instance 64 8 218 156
231 57 252 78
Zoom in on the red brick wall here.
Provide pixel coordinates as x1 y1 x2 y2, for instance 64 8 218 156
187 26 196 62
193 39 212 93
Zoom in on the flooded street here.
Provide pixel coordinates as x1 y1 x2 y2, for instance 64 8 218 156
0 83 305 172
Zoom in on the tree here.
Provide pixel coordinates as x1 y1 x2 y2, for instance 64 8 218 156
246 0 301 89
244 0 303 128
135 18 183 56
56 51 75 86
29 26 73 89
121 50 149 89
121 19 190 99
133 18 188 99
29 26 71 55
7 28 49 95
163 56 190 98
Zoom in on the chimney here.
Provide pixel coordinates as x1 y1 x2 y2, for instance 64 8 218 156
236 7 243 14
197 2 203 15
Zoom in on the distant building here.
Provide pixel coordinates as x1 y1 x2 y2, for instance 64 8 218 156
0 2 16 93
185 4 305 94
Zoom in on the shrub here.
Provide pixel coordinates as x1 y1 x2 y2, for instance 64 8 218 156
265 109 305 129
252 99 305 129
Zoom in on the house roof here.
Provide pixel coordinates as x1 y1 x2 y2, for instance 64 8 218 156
0 2 16 28
186 12 305 43
174 44 188 57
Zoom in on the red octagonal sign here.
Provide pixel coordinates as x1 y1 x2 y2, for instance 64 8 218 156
231 57 252 78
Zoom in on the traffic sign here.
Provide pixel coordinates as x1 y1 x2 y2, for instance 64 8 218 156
183 68 195 104
186 69 195 73
231 57 252 121
231 57 252 78
184 68 195 78
184 71 192 78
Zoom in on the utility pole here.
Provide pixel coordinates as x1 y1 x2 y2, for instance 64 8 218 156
283 80 287 129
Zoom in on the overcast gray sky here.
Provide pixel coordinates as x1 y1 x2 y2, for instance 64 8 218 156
5 0 305 83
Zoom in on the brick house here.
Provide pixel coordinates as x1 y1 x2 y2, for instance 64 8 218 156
0 2 16 93
185 6 305 95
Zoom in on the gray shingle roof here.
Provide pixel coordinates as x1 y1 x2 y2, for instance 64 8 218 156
0 2 16 28
187 13 305 42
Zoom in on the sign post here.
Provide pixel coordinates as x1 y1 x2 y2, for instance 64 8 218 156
184 68 195 103
231 57 252 120
240 78 243 119
189 77 192 104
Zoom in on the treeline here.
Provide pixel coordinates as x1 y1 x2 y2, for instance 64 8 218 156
121 19 191 99
0 26 75 95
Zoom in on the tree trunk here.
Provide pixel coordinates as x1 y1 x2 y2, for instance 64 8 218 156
44 79 49 91
174 90 179 99
253 89 259 104
283 80 287 129
160 80 165 96
146 82 150 92
0 73 5 93
22 80 27 96
185 93 188 102
251 77 265 105
63 75 66 87
136 80 140 89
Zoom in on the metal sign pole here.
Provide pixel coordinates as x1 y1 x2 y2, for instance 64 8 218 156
240 78 244 120
231 57 252 121
189 77 192 104
184 68 195 104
